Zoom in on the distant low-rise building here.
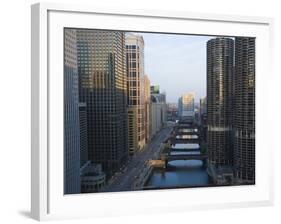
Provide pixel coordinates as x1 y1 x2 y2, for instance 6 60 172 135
151 89 167 138
167 103 178 121
199 97 207 143
150 85 160 94
199 97 207 116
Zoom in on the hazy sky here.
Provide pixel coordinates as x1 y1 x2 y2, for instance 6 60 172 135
137 32 213 103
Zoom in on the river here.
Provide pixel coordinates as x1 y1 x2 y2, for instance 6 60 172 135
145 138 210 188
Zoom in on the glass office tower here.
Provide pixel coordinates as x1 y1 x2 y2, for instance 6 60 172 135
64 29 81 194
77 29 128 175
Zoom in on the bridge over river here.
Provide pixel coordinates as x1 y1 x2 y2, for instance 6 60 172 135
159 121 207 168
143 120 210 190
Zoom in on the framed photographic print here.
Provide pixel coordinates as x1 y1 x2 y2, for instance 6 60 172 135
31 2 274 221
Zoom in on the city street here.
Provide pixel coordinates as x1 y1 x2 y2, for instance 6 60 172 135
102 126 173 192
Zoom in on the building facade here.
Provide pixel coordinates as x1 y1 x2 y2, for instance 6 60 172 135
127 107 138 156
144 75 151 143
207 37 234 166
151 90 167 138
233 37 255 183
199 97 207 142
126 34 146 150
166 103 178 122
150 85 160 94
80 162 106 193
77 29 128 176
178 93 195 120
79 102 88 168
64 29 81 194
199 97 207 117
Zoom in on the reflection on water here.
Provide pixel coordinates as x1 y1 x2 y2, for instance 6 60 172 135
178 128 198 133
171 143 199 149
170 151 200 155
176 134 198 139
146 139 209 188
146 160 209 188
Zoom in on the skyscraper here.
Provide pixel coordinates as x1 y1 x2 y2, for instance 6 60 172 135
178 93 195 120
64 29 81 194
150 85 160 94
199 97 207 116
151 88 167 137
126 34 146 150
77 29 128 175
127 107 138 156
79 102 88 168
233 37 255 183
207 37 234 166
199 97 207 142
144 75 151 143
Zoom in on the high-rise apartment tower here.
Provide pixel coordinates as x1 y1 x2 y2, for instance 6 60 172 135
233 37 255 183
207 37 234 166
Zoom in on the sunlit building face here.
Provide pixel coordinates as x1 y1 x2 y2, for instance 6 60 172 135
77 30 128 175
126 34 146 150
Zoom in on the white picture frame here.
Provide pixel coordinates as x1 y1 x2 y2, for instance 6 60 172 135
31 2 275 221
